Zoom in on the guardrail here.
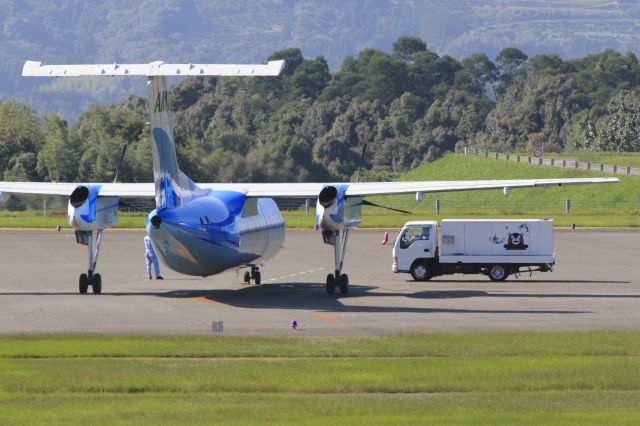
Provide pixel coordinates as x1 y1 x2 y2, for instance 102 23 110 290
463 146 640 176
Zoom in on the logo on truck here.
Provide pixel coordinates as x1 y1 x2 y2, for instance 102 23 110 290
504 232 528 250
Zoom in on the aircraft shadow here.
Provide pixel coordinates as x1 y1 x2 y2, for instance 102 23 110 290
4 281 639 315
152 283 597 315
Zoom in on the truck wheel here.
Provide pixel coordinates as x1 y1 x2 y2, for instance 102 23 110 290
410 262 430 281
489 265 508 282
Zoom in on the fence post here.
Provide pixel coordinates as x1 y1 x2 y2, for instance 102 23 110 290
527 156 531 163
516 155 520 162
627 166 631 175
587 162 591 170
565 199 571 214
600 164 604 172
495 152 499 160
464 146 468 155
538 158 543 165
562 159 566 168
435 199 440 215
506 154 510 161
550 158 554 166
305 199 309 215
613 165 617 174
574 161 579 169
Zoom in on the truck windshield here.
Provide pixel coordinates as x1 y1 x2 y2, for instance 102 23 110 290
400 226 430 249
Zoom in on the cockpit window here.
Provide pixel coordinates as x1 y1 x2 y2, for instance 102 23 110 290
400 226 430 249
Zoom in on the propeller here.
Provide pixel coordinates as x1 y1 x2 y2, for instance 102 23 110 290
111 141 147 213
353 139 411 215
113 141 129 184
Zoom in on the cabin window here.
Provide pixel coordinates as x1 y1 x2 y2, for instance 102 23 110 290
242 198 259 217
400 226 430 249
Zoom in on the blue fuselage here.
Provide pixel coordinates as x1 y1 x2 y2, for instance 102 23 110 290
146 190 284 276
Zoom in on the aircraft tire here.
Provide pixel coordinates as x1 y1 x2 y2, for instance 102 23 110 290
254 271 261 285
325 274 336 294
79 273 89 294
92 273 102 294
338 274 349 294
243 271 251 284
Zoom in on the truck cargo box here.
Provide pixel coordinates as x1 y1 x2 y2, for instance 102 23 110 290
439 219 553 261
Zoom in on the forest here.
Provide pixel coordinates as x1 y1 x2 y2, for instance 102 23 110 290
1 36 640 185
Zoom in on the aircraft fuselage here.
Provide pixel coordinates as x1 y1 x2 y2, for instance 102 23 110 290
146 190 284 276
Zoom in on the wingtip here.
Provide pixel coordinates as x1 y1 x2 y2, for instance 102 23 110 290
22 60 42 76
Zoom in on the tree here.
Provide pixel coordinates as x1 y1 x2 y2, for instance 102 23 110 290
37 115 77 182
495 47 529 97
596 91 640 152
290 56 331 100
392 36 427 62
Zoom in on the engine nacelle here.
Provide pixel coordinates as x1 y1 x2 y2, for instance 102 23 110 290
316 185 362 232
68 185 119 231
0 191 10 204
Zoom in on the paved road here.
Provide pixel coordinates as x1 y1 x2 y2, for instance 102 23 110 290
0 229 638 335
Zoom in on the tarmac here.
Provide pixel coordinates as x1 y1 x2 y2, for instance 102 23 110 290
0 228 638 335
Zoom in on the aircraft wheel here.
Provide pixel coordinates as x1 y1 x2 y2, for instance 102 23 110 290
243 271 251 284
92 273 102 294
410 262 430 281
325 274 336 294
489 265 508 282
79 273 89 294
338 274 349 294
254 271 261 285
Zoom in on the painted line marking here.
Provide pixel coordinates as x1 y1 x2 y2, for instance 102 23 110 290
313 312 338 323
196 296 224 305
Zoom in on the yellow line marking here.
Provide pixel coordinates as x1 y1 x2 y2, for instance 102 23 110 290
196 296 224 305
313 312 338 323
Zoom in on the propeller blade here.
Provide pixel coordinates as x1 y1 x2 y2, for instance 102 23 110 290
362 199 411 214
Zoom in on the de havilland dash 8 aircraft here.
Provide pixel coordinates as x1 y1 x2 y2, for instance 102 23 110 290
0 59 619 295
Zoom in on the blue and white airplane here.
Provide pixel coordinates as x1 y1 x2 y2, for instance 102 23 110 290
0 59 618 295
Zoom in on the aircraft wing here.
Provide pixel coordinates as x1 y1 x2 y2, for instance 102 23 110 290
0 177 619 199
202 177 619 197
0 182 154 197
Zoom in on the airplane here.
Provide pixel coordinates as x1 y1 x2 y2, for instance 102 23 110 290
0 59 619 295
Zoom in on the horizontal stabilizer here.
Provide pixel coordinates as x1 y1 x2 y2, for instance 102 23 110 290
22 60 285 77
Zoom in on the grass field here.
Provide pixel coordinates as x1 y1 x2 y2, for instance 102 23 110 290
0 332 639 424
1 154 639 229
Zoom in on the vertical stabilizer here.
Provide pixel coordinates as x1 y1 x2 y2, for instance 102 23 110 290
148 74 181 209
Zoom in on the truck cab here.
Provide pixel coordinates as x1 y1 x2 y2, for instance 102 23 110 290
392 221 437 280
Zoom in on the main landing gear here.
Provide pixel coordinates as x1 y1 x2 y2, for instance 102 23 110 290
323 229 350 295
76 229 104 294
242 265 262 285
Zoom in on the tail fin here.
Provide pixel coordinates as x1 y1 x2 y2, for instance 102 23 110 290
147 74 183 209
22 59 286 209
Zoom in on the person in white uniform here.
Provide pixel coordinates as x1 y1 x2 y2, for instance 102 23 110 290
144 235 163 280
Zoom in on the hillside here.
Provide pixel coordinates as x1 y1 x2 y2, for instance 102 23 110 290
3 0 640 117
368 154 640 219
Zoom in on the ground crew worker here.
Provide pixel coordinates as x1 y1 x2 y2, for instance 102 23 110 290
144 235 163 280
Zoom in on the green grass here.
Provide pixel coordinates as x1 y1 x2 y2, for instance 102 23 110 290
0 333 639 424
2 154 639 229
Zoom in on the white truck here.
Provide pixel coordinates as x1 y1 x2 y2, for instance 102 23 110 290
392 219 555 281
